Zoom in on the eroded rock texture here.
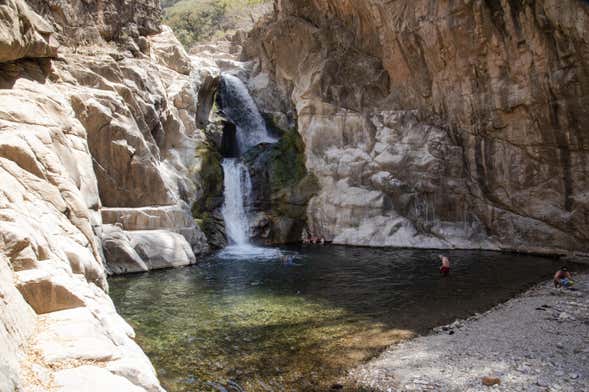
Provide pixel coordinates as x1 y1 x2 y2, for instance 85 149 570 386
244 0 589 254
0 0 212 390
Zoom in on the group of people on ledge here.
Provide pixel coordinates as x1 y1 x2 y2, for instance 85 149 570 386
302 232 326 245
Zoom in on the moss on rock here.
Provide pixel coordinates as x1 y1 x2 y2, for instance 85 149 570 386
243 128 319 244
192 144 224 217
192 143 227 248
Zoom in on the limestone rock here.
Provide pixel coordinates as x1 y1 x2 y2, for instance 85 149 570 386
101 205 208 254
15 269 86 314
149 25 192 75
243 133 318 244
0 255 36 391
0 0 58 62
36 307 118 363
53 365 144 392
129 230 197 270
101 224 201 273
107 355 165 392
100 225 148 275
26 0 162 46
243 0 589 254
0 1 210 389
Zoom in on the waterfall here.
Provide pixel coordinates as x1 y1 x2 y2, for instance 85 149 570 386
221 158 252 246
218 74 276 155
217 73 280 259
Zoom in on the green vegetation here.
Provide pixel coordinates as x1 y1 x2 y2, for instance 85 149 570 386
192 144 226 245
243 128 319 225
269 129 308 191
192 144 223 218
243 129 309 193
162 0 270 48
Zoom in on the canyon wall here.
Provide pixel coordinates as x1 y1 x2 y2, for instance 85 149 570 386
243 0 589 254
0 0 211 390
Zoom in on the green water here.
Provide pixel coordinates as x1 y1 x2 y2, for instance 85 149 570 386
109 246 560 391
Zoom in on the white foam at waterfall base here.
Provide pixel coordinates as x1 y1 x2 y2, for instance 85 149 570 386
219 74 276 155
218 158 281 260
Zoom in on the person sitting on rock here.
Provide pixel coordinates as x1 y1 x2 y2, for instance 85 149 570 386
439 255 450 277
554 267 574 288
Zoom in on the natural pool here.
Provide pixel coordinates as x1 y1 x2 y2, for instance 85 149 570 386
109 246 560 392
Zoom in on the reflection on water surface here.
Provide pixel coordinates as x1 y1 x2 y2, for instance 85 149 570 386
109 246 559 391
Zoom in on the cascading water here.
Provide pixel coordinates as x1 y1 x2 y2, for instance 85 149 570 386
218 74 276 154
217 73 280 259
221 158 252 246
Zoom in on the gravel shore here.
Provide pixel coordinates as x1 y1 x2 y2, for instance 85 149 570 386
350 273 589 392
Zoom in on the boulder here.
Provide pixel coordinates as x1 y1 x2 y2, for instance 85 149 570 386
482 377 501 387
101 223 204 274
101 205 209 255
129 230 197 270
100 225 148 274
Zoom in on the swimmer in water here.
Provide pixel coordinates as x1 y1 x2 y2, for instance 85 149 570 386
439 255 450 277
281 255 295 266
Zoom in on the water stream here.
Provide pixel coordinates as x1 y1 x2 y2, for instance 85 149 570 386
218 158 278 259
221 158 252 247
218 74 276 155
217 72 278 260
109 247 561 391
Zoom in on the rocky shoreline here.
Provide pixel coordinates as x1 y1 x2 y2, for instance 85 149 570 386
350 272 589 392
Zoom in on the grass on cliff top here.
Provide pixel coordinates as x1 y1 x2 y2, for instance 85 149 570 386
162 0 270 48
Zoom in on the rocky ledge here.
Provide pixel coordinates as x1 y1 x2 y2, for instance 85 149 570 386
350 273 589 392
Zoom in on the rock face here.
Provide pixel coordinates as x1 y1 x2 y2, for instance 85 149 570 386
0 0 213 390
0 0 58 62
243 0 589 254
243 130 318 244
26 0 162 46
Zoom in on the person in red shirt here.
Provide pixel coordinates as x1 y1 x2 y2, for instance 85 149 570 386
439 255 450 277
553 267 574 288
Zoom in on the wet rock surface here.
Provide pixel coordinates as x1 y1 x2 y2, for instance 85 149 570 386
243 130 318 244
350 273 589 392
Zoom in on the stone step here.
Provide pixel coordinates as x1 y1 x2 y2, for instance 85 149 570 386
101 205 194 232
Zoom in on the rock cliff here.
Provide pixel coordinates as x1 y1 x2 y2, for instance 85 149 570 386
0 0 210 390
243 0 589 255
